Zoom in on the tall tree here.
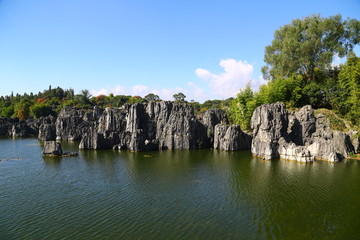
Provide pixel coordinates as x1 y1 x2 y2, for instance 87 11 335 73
262 14 360 82
173 92 186 102
144 93 160 102
338 53 360 125
229 84 260 130
80 89 92 100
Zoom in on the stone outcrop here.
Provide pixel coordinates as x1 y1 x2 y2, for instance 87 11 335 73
0 102 235 152
42 140 78 157
79 102 217 151
2 100 354 162
37 116 56 141
0 117 38 137
56 107 90 141
251 103 355 162
213 124 251 151
277 137 314 162
202 109 228 145
352 135 360 153
251 103 288 160
43 141 63 156
287 105 316 145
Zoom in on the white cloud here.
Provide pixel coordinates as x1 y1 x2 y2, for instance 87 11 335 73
251 75 267 91
131 85 148 96
91 85 192 101
90 88 108 96
90 85 125 96
112 85 125 95
154 87 187 100
187 82 206 100
195 59 254 98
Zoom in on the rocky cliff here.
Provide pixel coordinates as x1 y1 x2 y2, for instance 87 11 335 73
0 102 235 151
213 124 252 151
80 102 224 151
251 103 355 162
0 116 46 138
0 101 355 162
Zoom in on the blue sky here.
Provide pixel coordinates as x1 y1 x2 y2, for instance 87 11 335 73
0 0 359 102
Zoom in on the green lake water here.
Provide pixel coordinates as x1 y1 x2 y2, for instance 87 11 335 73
1 138 360 240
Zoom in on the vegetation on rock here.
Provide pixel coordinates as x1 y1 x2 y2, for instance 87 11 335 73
229 14 360 131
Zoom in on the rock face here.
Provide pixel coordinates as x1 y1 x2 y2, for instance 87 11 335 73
56 107 92 141
3 101 354 161
213 124 251 151
38 116 57 141
251 103 288 160
42 140 78 157
43 141 63 156
202 109 228 145
80 102 221 151
0 102 237 152
251 103 355 162
0 117 38 137
352 135 360 153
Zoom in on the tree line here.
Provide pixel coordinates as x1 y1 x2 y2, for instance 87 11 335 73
0 85 231 120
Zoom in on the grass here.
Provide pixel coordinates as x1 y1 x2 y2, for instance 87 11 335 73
349 153 360 160
314 108 349 132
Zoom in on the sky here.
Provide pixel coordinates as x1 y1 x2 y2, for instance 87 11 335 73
0 0 359 102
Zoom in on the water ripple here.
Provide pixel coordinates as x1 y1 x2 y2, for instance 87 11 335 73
1 139 360 239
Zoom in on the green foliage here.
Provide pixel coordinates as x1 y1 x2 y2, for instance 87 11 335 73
144 93 160 102
1 105 14 118
338 53 360 125
314 109 348 132
229 85 261 130
262 14 360 82
30 104 55 119
257 76 305 107
128 96 144 104
14 99 32 120
173 92 186 102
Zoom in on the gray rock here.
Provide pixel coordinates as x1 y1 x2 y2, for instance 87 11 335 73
307 138 339 162
37 116 57 141
79 101 223 151
251 103 288 160
288 105 316 145
9 123 31 137
43 141 63 156
213 124 251 151
38 123 56 141
277 137 314 162
251 103 355 162
332 131 355 158
55 107 89 141
202 109 228 144
80 106 127 150
352 135 359 153
0 117 38 138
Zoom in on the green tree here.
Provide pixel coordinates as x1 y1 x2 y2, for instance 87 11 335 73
1 105 14 118
262 14 360 82
173 92 186 102
144 93 160 102
14 99 32 120
338 53 360 125
30 103 54 119
257 75 305 108
229 84 261 130
80 89 92 100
